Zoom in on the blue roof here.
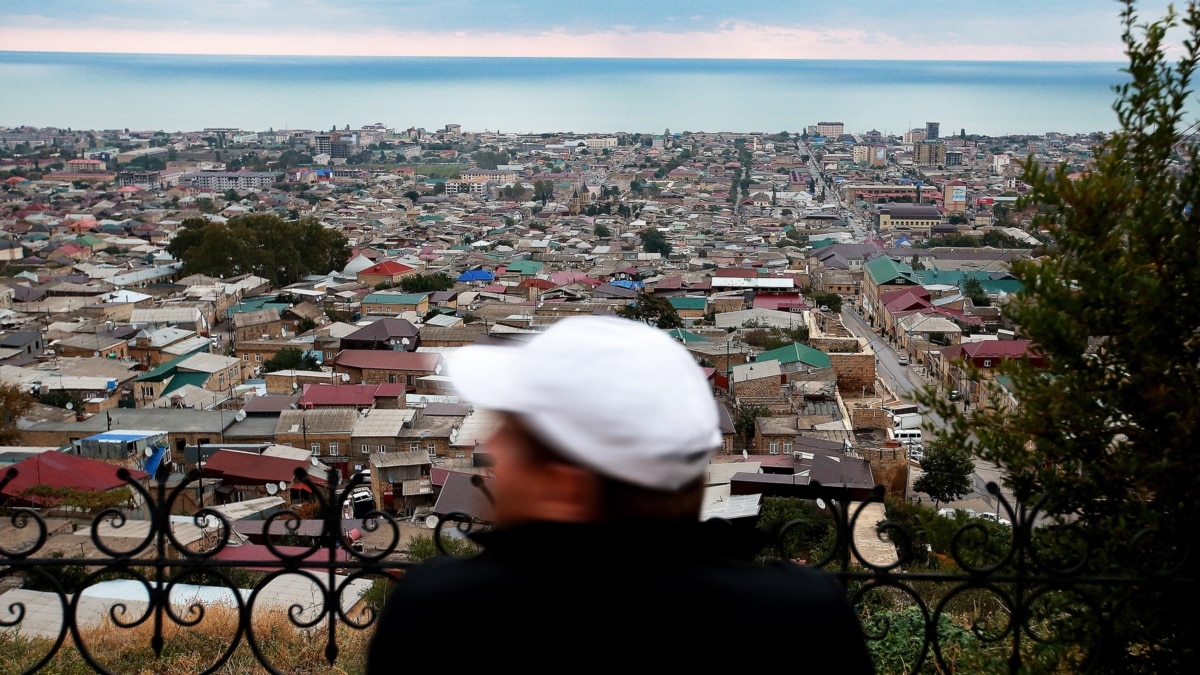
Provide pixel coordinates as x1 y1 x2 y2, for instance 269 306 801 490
457 269 494 282
145 444 168 475
609 279 644 289
83 431 162 443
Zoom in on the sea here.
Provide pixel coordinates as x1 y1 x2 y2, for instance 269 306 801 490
0 51 1139 136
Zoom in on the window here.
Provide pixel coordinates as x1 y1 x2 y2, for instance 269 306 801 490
140 385 155 398
406 375 415 386
378 445 386 453
360 444 368 454
388 374 398 384
311 443 321 456
983 359 992 368
242 354 249 361
255 354 263 362
427 443 437 458
769 441 779 455
409 442 419 452
329 443 339 456
783 442 792 454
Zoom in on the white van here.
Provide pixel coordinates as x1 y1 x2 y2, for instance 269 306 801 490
893 429 923 446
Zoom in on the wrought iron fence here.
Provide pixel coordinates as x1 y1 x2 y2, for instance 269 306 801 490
0 464 1192 674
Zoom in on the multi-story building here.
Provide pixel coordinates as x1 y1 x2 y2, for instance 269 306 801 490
926 121 941 140
179 172 280 191
815 121 845 138
914 141 947 166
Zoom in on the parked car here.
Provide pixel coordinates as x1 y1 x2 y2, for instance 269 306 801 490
897 354 910 366
937 507 977 519
979 512 1013 527
947 389 961 401
907 445 924 463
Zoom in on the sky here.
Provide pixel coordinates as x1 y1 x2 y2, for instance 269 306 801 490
0 0 1183 61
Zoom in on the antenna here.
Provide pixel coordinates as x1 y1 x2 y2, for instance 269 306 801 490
235 410 247 422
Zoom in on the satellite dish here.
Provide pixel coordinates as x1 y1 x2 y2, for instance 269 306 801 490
265 483 278 495
234 410 247 422
144 446 155 457
93 351 100 357
816 498 827 510
425 515 438 528
434 364 442 375
741 449 749 461
66 402 74 410
310 457 319 466
278 481 288 491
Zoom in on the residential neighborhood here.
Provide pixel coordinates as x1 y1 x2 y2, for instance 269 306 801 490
0 119 1064 617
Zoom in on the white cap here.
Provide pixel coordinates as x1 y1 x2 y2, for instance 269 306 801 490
449 316 721 491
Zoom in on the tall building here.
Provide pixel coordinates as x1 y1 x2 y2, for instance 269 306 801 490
815 121 845 138
926 122 940 140
914 141 947 166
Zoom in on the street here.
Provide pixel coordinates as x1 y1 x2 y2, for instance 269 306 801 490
837 306 1016 518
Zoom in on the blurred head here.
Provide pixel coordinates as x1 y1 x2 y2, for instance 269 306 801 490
484 413 705 525
449 317 721 524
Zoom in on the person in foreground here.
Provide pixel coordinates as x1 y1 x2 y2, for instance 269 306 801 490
367 316 873 672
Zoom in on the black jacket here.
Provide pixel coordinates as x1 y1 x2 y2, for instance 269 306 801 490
367 520 874 672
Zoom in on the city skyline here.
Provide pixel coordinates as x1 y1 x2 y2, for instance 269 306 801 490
0 0 1179 62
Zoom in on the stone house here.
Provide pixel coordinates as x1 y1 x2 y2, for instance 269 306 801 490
232 308 284 343
333 350 443 390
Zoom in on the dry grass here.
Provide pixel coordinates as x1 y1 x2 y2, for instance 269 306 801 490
0 606 373 674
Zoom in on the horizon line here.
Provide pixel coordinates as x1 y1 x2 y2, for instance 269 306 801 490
0 49 1127 65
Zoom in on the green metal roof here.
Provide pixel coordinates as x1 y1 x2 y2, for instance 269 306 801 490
506 260 543 275
865 256 920 286
756 342 832 369
362 293 426 305
135 353 189 383
161 371 211 396
669 297 707 311
666 328 708 343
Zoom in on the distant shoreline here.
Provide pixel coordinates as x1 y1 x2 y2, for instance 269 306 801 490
0 53 1134 135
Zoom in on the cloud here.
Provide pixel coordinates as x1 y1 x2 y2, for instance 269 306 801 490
0 22 1124 61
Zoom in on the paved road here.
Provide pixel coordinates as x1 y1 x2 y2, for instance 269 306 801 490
838 306 1016 517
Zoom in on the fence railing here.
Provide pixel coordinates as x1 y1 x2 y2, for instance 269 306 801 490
0 464 1191 674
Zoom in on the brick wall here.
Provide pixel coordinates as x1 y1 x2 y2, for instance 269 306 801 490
858 445 910 497
850 406 893 430
828 352 875 393
733 374 782 399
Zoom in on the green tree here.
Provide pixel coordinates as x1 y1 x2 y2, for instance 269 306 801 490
616 292 682 329
261 347 320 373
167 215 349 286
912 439 973 509
398 272 455 293
639 228 672 256
532 180 554 203
593 223 611 238
917 5 1200 669
472 150 509 170
732 403 769 450
0 383 34 444
959 276 989 306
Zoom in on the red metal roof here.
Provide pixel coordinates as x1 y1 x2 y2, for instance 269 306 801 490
298 383 405 407
201 450 327 487
334 350 442 372
0 453 149 502
359 260 415 276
